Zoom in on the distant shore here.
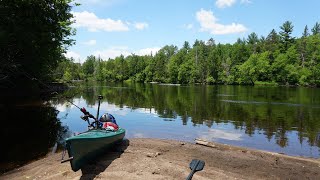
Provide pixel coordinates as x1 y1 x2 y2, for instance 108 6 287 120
1 138 320 180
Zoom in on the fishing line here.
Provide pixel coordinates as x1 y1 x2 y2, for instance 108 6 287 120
6 64 83 110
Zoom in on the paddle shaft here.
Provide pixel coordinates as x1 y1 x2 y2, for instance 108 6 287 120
95 95 103 128
186 160 199 180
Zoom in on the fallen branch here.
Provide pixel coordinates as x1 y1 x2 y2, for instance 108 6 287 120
195 138 216 148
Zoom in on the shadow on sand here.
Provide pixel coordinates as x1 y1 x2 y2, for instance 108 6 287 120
79 138 130 180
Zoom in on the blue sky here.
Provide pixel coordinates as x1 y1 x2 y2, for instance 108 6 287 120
65 0 320 63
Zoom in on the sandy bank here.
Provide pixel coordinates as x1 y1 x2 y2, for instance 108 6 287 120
1 138 320 180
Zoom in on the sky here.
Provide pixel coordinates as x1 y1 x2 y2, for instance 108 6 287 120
65 0 320 63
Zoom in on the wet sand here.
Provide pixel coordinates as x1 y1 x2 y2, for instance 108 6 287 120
1 138 320 180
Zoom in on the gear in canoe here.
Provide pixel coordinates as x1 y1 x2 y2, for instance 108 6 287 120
61 95 126 172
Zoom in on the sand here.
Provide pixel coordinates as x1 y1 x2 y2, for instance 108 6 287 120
1 138 320 180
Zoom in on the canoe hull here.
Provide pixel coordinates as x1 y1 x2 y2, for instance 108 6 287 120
65 128 125 171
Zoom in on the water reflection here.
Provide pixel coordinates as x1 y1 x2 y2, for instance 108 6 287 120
200 129 243 141
0 98 68 173
1 83 319 174
55 82 320 158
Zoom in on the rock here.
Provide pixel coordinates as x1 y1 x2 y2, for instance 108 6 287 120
146 153 153 157
147 152 162 158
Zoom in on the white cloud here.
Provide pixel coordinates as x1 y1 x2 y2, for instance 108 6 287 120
93 102 129 116
65 51 81 60
215 0 236 8
135 47 161 56
240 0 251 4
93 47 131 60
82 39 96 46
215 0 251 8
196 9 247 35
185 23 194 30
74 0 119 6
72 11 129 32
93 47 160 60
136 107 158 115
134 22 149 30
199 129 243 141
55 103 68 112
72 11 149 32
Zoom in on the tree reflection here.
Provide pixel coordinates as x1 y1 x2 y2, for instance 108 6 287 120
0 99 67 174
66 82 320 148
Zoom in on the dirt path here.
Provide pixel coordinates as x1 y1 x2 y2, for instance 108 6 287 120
1 138 320 180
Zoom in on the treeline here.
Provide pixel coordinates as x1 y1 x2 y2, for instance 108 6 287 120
56 21 320 86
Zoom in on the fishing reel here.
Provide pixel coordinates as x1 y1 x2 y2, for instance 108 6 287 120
80 114 89 121
80 114 97 129
78 95 103 130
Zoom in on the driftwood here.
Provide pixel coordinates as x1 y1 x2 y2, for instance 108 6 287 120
195 138 216 148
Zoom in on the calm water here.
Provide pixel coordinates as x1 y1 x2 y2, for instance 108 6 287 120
1 82 320 173
55 82 320 158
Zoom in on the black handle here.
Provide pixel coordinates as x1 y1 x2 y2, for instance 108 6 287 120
186 159 200 180
96 95 103 126
98 95 103 99
186 168 196 180
61 157 73 163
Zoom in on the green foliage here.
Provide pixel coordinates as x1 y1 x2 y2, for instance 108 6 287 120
178 61 193 84
55 20 320 87
82 55 96 76
279 21 295 52
311 22 320 35
254 81 278 86
239 52 271 84
0 0 75 90
62 68 72 82
206 76 215 84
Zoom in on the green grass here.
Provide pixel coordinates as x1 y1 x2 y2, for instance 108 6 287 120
254 81 279 86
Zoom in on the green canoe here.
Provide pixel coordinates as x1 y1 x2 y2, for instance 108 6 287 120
65 128 126 172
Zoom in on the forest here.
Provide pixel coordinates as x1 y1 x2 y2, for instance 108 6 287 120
56 21 320 87
1 1 320 94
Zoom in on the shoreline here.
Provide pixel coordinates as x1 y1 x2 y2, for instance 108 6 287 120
1 138 320 180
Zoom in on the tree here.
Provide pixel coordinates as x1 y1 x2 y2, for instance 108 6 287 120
248 32 259 45
153 49 168 82
206 38 215 46
168 48 187 83
247 32 259 53
266 29 280 53
303 25 309 37
239 52 271 85
95 56 104 81
0 0 76 90
311 22 320 35
298 25 309 67
182 41 191 52
82 55 96 77
114 55 128 81
279 21 294 52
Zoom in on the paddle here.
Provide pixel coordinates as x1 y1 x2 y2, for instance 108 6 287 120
186 159 205 180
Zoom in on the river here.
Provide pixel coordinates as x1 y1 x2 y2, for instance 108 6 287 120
1 82 320 173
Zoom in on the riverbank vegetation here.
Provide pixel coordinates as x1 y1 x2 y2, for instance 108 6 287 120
0 0 75 96
56 21 320 87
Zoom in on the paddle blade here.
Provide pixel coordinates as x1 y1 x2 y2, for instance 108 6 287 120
189 159 205 171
